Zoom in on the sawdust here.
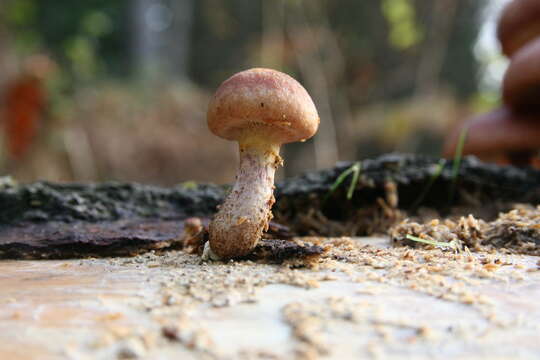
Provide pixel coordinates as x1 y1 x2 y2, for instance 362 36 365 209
391 204 540 256
90 222 538 359
8 196 540 358
277 237 536 357
101 203 540 360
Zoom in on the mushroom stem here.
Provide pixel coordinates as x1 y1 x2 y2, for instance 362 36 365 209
209 139 282 258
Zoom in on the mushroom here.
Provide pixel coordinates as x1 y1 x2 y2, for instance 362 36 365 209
502 37 540 112
205 68 319 259
497 0 540 57
443 0 540 167
443 107 540 166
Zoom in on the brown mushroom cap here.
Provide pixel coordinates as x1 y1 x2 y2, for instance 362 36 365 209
207 68 319 144
502 37 540 112
443 107 540 158
497 0 540 57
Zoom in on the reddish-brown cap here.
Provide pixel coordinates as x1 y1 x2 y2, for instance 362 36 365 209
207 68 319 144
443 107 540 158
502 37 540 112
497 0 540 57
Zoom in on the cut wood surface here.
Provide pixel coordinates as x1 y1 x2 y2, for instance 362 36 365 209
1 236 539 360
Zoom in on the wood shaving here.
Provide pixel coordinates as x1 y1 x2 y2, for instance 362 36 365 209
391 205 540 256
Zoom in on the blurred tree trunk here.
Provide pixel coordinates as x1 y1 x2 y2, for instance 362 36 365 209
260 0 284 69
285 1 339 171
132 0 193 82
307 1 355 161
415 0 458 96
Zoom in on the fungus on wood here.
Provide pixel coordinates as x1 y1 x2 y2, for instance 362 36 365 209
444 1 540 167
204 68 319 259
497 0 540 57
443 108 540 166
503 37 540 112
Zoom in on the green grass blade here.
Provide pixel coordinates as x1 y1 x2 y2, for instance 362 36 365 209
449 126 469 203
405 234 455 248
346 163 361 200
325 162 361 202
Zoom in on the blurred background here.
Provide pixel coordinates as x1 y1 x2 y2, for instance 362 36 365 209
0 0 509 185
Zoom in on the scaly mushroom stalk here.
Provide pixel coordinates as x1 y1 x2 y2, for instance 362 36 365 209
209 139 281 258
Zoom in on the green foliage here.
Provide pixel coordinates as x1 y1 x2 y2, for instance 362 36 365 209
5 0 41 53
449 125 469 203
4 0 129 81
381 0 423 50
82 11 113 37
3 0 486 104
5 0 36 26
180 181 198 190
